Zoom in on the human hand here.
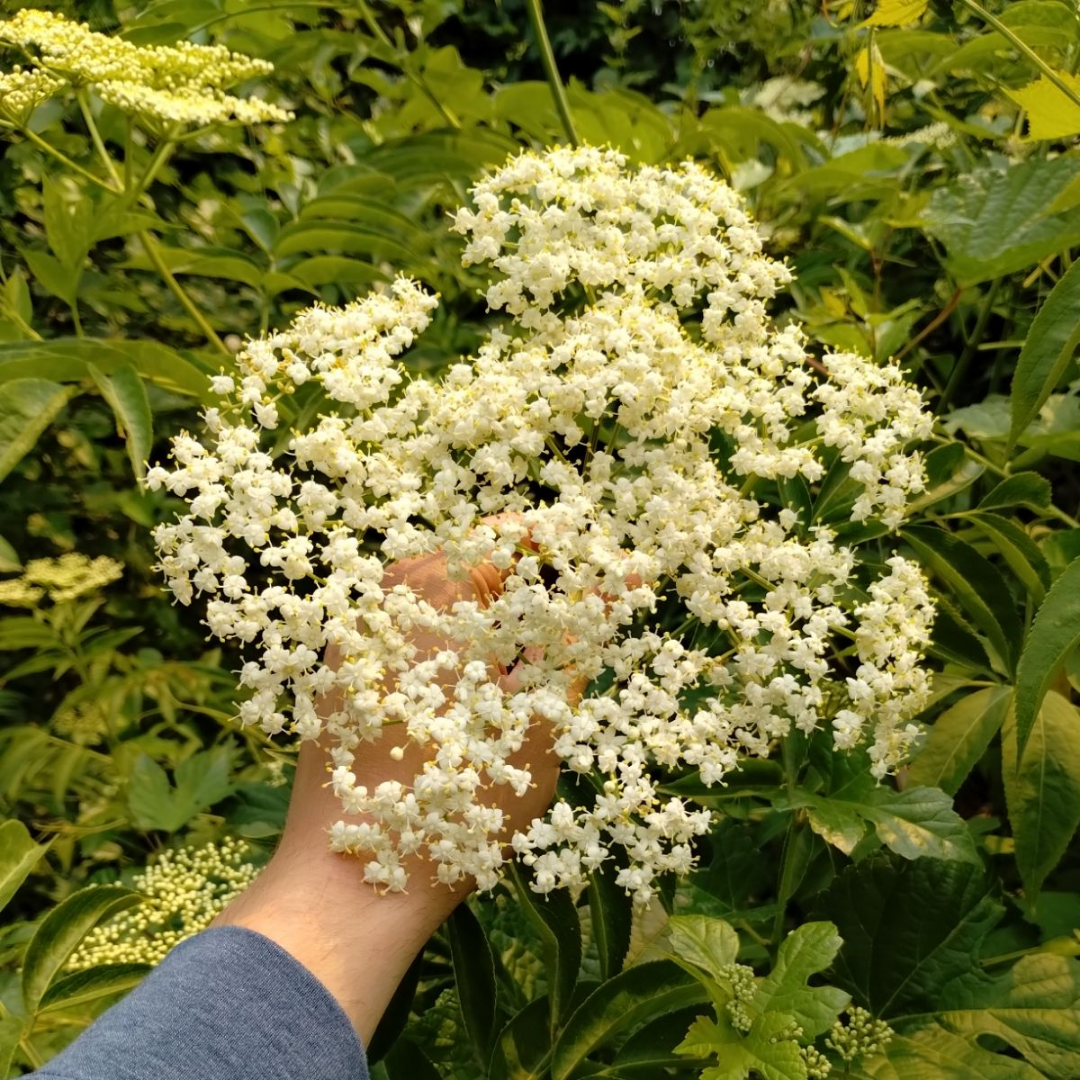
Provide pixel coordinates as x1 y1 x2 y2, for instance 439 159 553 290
216 526 579 1039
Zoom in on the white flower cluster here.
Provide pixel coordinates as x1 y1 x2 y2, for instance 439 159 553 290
68 840 259 968
0 10 291 127
148 146 935 903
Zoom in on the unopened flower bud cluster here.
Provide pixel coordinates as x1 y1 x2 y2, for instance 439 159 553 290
825 1007 894 1062
0 552 123 608
149 145 935 903
0 10 291 127
68 840 259 969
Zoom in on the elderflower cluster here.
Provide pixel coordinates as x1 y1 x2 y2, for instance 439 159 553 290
0 552 123 607
0 10 291 127
0 65 64 122
148 146 935 903
68 840 259 969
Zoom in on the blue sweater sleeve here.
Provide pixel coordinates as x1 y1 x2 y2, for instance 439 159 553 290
30 926 370 1080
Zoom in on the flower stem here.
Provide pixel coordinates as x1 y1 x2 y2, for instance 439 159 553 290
77 89 122 188
138 231 230 355
14 124 118 192
937 278 1001 414
958 0 1080 112
524 0 579 146
354 0 461 129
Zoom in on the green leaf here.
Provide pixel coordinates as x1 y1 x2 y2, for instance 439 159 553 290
1015 556 1080 758
506 864 581 1027
676 1011 807 1080
0 338 210 399
667 914 740 982
922 159 1080 285
753 922 849 1037
1010 260 1080 446
979 472 1053 512
1008 72 1080 141
0 379 80 485
937 952 1080 1078
0 818 46 914
864 0 930 27
790 780 979 863
126 747 235 832
819 855 1002 1018
489 996 552 1080
22 884 142 1012
448 903 499 1065
903 525 1024 675
87 364 153 480
1004 691 1080 899
588 863 632 981
382 1037 443 1080
0 535 21 573
857 1025 1046 1079
38 962 151 1013
602 1008 712 1076
0 1014 23 1079
907 686 1012 795
550 961 708 1080
969 513 1052 603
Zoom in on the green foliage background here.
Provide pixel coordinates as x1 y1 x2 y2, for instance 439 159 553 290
1 0 1080 1076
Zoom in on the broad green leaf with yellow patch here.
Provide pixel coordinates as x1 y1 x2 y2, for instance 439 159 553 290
1009 72 1080 140
864 0 930 27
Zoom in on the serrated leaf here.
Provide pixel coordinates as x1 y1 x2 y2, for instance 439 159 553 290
550 961 707 1080
38 962 151 1013
1015 556 1080 758
126 747 235 832
448 904 498 1066
866 785 981 863
588 862 632 981
0 1014 23 1079
0 818 46 914
677 1012 807 1080
87 363 153 480
668 914 740 982
969 513 1051 603
979 472 1053 512
855 43 887 116
855 1024 1046 1078
22 884 142 1012
938 952 1080 1077
907 686 1012 794
903 525 1023 675
1008 72 1080 141
819 855 1002 1018
0 379 80 484
507 864 581 1028
1004 691 1080 899
865 0 930 27
1010 260 1080 447
922 159 1080 285
753 922 849 1037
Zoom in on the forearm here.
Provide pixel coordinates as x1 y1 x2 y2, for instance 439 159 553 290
213 834 462 1044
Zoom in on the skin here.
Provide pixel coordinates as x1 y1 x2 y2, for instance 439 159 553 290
215 543 578 1043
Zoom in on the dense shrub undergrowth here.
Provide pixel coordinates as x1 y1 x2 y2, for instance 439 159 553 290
0 1 1079 1077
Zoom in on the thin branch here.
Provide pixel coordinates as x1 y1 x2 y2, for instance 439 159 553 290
525 0 579 146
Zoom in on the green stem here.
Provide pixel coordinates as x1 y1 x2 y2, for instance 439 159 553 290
190 1 340 33
937 278 1001 414
354 0 461 128
77 90 122 187
138 231 229 355
128 136 179 207
525 0 579 146
19 1037 44 1071
15 125 118 192
958 0 1080 111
